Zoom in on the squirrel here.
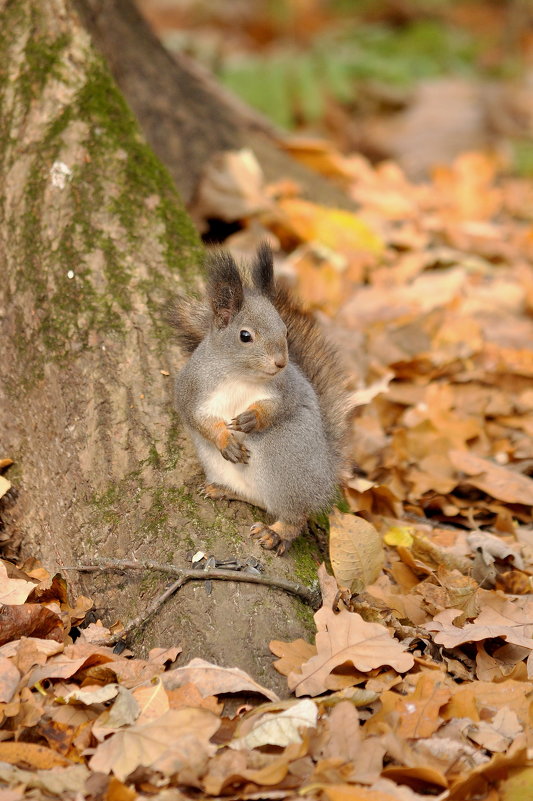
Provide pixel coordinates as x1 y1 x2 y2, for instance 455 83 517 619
168 243 348 556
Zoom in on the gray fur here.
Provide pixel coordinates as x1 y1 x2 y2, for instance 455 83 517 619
173 247 343 540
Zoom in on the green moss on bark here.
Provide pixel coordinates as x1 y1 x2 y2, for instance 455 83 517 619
1 5 202 376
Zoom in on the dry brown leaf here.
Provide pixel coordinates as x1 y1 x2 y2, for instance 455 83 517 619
0 656 20 704
0 764 89 797
0 637 64 673
89 708 220 781
0 604 64 647
282 137 355 183
288 606 414 696
131 677 169 724
166 681 222 715
442 680 532 729
329 510 385 593
202 747 297 796
449 450 533 505
193 148 269 225
316 700 361 762
230 698 318 749
0 475 12 500
0 562 36 605
147 646 182 666
269 638 317 678
0 742 71 769
162 658 279 701
26 649 116 688
429 608 533 650
396 673 451 739
319 782 412 801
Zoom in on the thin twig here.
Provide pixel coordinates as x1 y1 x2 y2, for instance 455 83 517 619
65 559 320 644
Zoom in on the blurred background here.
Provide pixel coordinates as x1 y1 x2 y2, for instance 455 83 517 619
137 0 533 179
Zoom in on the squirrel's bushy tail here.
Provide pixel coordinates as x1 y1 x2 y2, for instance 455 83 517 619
274 285 348 468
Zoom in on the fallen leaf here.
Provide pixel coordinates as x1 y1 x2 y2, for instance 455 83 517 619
396 673 451 739
92 686 140 741
449 450 533 505
329 510 385 593
147 646 181 666
0 562 35 605
193 149 269 224
0 604 64 647
0 475 11 500
163 658 279 701
316 700 361 762
0 742 71 769
384 526 415 548
429 608 533 650
89 708 220 781
288 607 414 696
230 699 318 749
62 683 119 705
0 764 89 797
0 656 20 703
132 677 169 724
275 198 383 254
270 638 317 678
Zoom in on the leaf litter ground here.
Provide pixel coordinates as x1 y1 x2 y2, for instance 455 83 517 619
1 145 533 799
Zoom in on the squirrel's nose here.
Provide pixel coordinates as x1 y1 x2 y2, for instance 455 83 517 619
274 355 287 369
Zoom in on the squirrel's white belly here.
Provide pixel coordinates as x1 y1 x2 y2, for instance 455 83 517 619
192 378 274 506
198 377 274 422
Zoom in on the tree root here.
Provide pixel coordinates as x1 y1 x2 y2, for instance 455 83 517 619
65 559 321 646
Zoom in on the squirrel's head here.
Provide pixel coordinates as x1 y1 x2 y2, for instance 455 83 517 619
207 244 288 379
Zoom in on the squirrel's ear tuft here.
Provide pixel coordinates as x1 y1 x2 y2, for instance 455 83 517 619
208 250 244 328
252 242 275 298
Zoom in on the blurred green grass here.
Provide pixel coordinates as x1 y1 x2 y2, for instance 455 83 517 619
218 20 482 129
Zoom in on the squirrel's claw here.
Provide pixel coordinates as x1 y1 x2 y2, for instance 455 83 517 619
220 434 250 464
249 523 286 556
229 410 257 433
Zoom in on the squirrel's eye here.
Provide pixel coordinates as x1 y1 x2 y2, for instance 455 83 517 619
240 329 253 343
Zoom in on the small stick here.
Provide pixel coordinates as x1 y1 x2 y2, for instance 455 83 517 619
65 559 320 644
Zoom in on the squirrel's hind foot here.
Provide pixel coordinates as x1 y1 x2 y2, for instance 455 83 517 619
200 482 245 502
250 520 304 557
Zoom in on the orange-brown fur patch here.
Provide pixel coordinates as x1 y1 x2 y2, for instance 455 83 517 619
247 402 271 431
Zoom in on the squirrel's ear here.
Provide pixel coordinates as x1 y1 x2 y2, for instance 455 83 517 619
252 242 275 298
208 250 244 328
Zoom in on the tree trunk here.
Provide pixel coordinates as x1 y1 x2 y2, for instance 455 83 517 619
0 0 318 694
73 0 354 209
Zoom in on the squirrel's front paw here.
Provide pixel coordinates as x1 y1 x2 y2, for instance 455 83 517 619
228 409 259 434
219 430 250 464
250 522 287 556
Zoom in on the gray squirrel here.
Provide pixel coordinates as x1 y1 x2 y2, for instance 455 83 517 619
169 243 348 555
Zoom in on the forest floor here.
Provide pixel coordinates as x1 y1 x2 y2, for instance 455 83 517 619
1 2 532 800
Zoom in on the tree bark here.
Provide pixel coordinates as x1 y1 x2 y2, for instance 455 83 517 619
0 0 318 694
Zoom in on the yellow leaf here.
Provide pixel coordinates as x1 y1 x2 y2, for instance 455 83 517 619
277 198 383 253
500 766 533 801
384 526 414 548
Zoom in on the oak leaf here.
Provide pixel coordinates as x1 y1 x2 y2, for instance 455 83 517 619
429 608 533 650
162 658 279 701
269 638 317 678
288 607 414 696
